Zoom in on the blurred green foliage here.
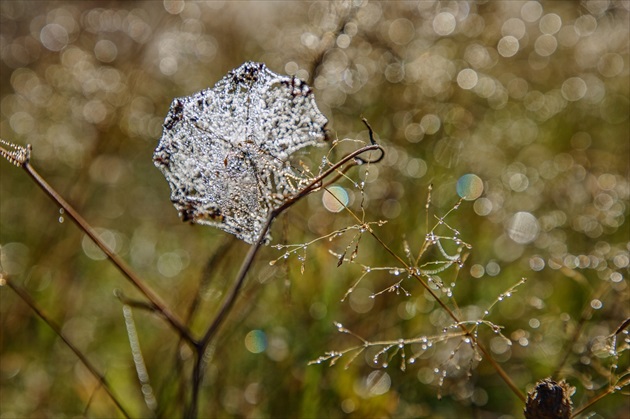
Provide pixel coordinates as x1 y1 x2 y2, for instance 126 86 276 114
1 1 628 418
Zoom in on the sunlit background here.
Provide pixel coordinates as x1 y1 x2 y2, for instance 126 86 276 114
1 1 628 417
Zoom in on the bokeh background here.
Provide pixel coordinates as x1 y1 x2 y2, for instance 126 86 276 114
1 1 628 417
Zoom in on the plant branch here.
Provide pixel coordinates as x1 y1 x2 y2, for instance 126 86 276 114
185 139 385 417
330 145 526 403
571 375 630 418
18 159 193 345
3 276 131 418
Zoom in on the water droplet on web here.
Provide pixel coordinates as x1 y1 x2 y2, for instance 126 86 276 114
58 208 65 223
153 62 328 244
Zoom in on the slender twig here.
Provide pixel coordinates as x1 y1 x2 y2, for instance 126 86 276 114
554 267 610 377
571 376 630 418
307 3 359 85
18 159 193 345
364 218 526 403
185 139 385 417
318 126 526 403
3 276 130 418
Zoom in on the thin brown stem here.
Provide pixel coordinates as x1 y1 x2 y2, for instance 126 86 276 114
371 224 526 402
4 276 131 418
571 376 630 418
186 141 385 417
20 161 193 345
336 178 526 403
554 267 609 377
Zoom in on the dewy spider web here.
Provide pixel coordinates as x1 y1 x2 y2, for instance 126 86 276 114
154 62 328 244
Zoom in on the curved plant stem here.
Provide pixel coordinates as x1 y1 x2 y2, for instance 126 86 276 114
4 277 131 418
327 150 526 403
186 140 384 417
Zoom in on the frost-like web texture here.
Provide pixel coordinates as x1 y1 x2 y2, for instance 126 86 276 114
154 62 328 244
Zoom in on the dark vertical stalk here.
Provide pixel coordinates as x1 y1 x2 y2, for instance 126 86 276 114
185 141 385 417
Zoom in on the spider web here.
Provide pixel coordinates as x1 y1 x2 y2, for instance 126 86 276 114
153 62 328 244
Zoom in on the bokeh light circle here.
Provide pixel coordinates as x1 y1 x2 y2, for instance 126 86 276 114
244 330 267 354
498 36 519 57
507 212 540 244
456 174 484 200
322 186 349 213
457 68 478 90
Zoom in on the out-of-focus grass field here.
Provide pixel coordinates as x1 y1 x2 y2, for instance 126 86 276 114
1 1 628 417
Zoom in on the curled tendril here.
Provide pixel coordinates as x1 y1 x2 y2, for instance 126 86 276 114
354 118 384 165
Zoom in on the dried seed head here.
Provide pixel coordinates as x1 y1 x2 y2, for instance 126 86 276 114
524 378 575 419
